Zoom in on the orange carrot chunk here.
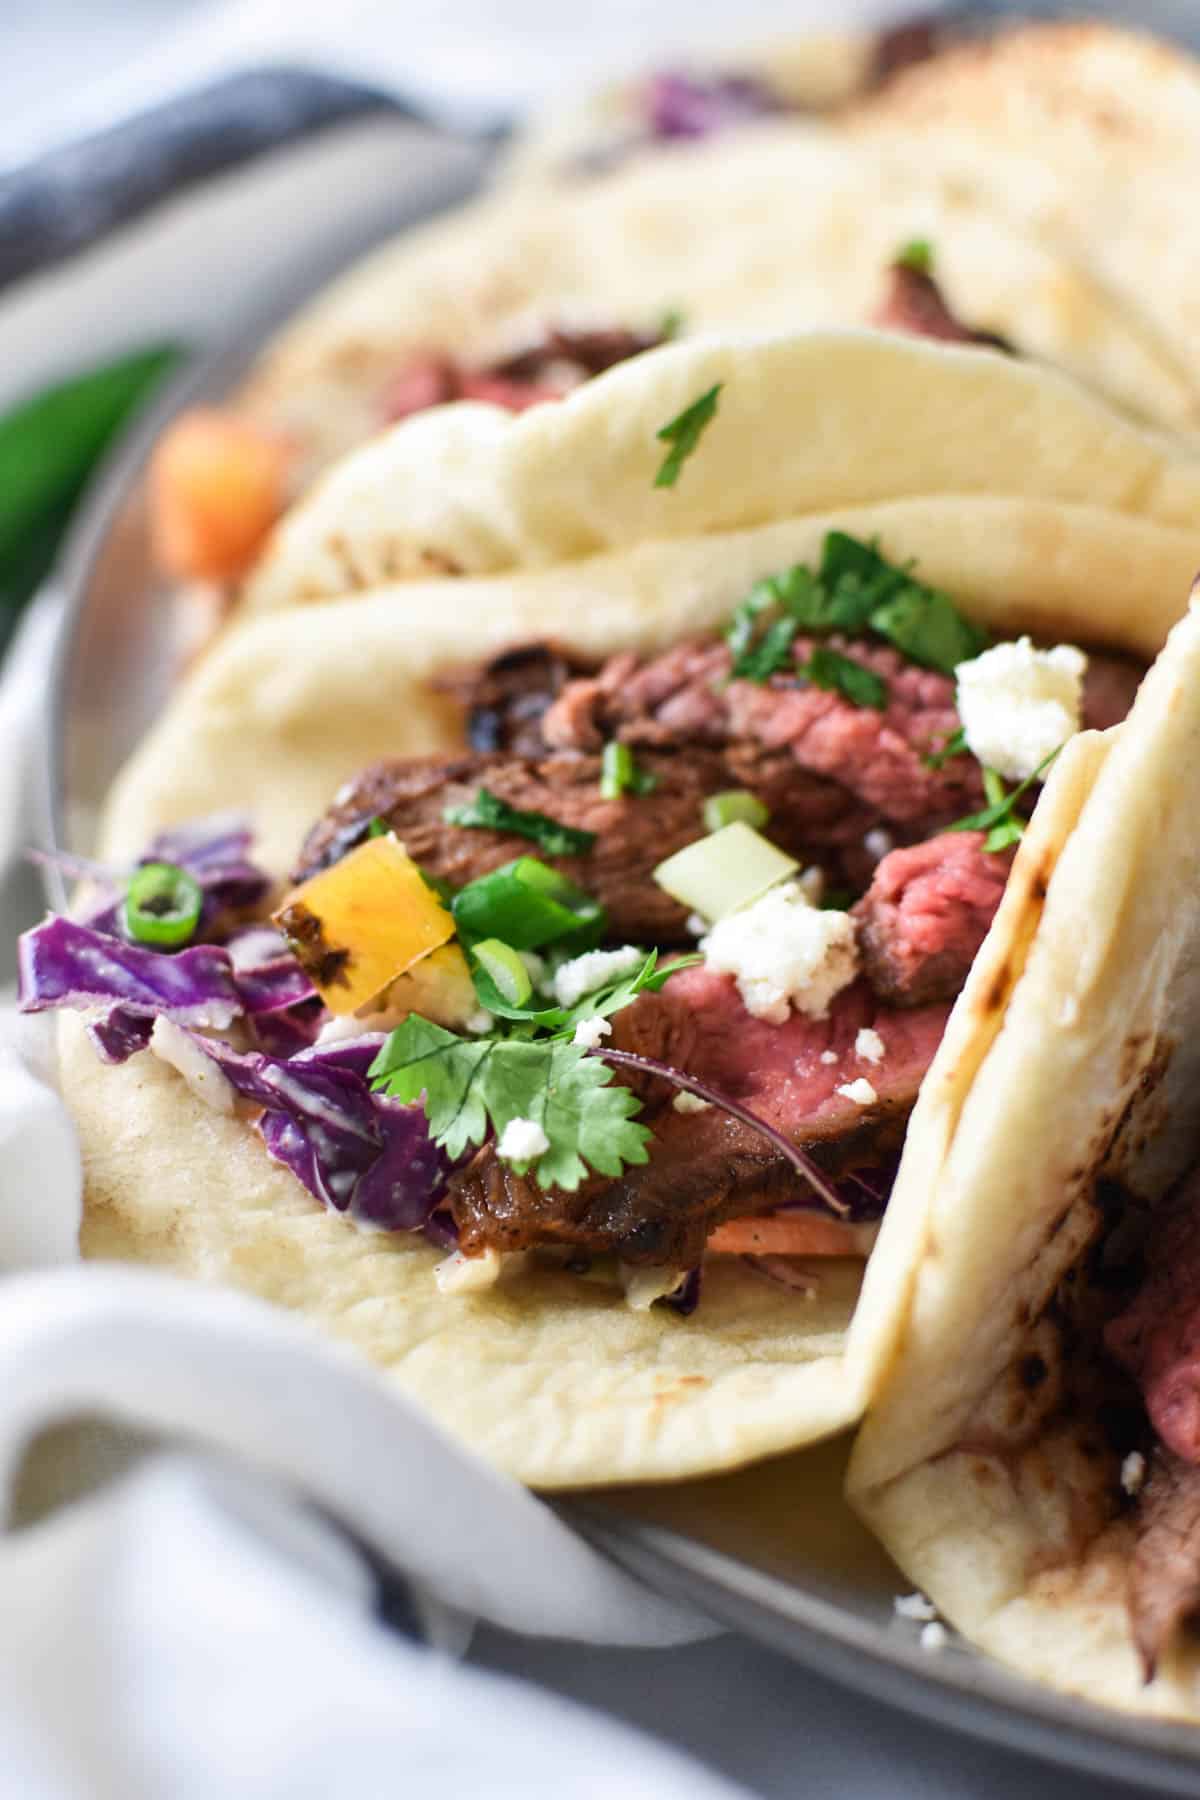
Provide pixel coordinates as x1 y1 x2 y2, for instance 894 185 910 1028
149 408 289 583
706 1214 879 1258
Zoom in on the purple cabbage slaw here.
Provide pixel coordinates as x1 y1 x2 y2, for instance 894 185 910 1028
18 818 447 1236
644 70 785 139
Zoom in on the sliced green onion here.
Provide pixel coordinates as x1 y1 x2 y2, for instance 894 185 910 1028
653 822 798 922
451 858 606 951
702 790 769 833
471 939 533 1008
601 741 635 800
122 861 204 948
367 816 390 839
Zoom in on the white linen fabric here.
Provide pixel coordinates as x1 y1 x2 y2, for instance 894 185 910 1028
0 1456 749 1800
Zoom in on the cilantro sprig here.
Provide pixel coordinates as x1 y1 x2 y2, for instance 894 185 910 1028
653 383 722 489
923 725 968 771
443 787 595 858
948 747 1062 853
727 531 988 691
371 1023 652 1190
371 951 702 1190
470 948 701 1032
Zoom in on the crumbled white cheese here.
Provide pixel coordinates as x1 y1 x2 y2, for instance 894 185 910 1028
433 1247 530 1294
149 1018 236 1115
672 1090 711 1114
465 1008 495 1035
894 1592 938 1623
497 1116 551 1163
836 1077 878 1107
920 1622 949 1654
1121 1450 1147 1497
552 945 643 1009
819 1049 839 1066
686 912 709 938
620 1264 688 1311
855 1027 885 1065
701 881 858 1024
572 1015 613 1050
864 828 895 864
434 1247 503 1295
955 636 1087 782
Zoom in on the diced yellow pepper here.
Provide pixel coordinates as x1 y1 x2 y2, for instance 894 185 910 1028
379 943 478 1030
273 835 454 1014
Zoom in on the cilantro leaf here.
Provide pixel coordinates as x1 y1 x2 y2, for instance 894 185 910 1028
653 382 722 489
443 786 595 858
726 532 983 688
553 951 702 1038
371 1025 652 1191
800 645 887 710
948 746 1063 849
869 584 988 675
923 724 968 771
465 948 701 1034
371 1017 495 1161
480 1040 652 1190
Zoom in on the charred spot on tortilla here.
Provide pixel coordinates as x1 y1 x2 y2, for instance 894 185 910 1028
1020 1352 1049 1391
273 900 351 990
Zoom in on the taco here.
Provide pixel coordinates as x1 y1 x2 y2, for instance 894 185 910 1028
848 593 1200 1720
146 20 1200 592
26 334 1200 1489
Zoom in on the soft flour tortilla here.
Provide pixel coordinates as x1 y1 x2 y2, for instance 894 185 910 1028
75 560 1109 1491
846 22 1200 422
848 598 1200 1719
492 29 875 185
235 121 1200 496
242 331 1200 625
72 325 1198 1485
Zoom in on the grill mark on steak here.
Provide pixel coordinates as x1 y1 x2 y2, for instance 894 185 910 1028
450 969 949 1263
1129 1450 1200 1679
294 748 875 944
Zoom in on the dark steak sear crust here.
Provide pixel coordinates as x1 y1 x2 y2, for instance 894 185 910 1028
293 748 874 944
435 642 591 757
853 830 1012 1007
451 969 950 1263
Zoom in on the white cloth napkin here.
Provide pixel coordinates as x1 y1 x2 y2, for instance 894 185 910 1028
0 583 744 1797
0 1455 748 1800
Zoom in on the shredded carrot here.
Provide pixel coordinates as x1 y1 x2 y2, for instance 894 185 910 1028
705 1214 879 1258
149 407 290 583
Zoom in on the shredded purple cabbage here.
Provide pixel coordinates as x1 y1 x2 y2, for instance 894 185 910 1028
644 71 783 139
22 819 448 1239
86 1005 157 1065
176 1030 449 1230
19 916 242 1028
145 816 271 928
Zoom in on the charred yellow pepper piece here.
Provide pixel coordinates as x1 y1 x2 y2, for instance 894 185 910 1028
274 835 454 1014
